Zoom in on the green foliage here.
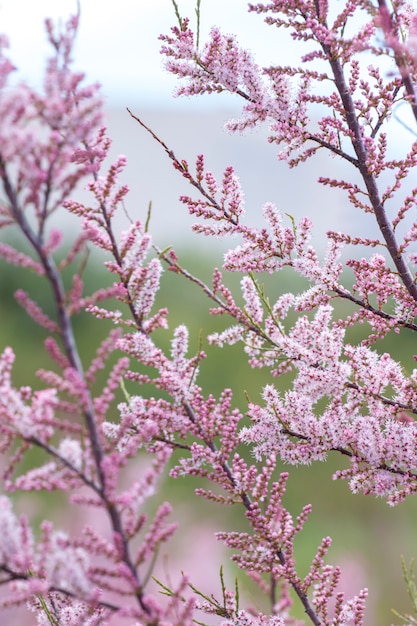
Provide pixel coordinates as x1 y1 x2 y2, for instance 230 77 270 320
392 557 417 624
154 566 240 625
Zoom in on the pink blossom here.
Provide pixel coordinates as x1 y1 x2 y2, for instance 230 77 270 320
3 0 417 623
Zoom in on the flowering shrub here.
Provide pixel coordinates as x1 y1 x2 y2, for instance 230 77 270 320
1 0 417 624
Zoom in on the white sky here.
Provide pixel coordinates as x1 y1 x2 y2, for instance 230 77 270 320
0 0 294 108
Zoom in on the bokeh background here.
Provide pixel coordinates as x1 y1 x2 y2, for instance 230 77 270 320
1 1 417 624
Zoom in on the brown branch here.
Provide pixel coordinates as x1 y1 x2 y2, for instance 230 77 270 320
282 426 417 481
127 109 239 226
0 157 152 617
333 286 417 332
378 0 417 125
0 565 119 612
180 399 322 626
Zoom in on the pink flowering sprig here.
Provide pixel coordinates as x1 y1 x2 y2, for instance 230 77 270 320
103 301 367 623
1 51 272 623
55 216 347 624
0 287 177 619
0 14 190 625
216 469 368 625
205 246 417 502
2 1 417 623
0 495 119 620
172 244 417 504
66 126 169 337
162 0 393 168
0 11 102 231
128 110 245 238
134 135 417 503
153 144 417 345
161 0 403 166
163 1 417 307
156 566 306 625
130 105 417 355
377 0 417 124
77 229 339 621
129 87 417 507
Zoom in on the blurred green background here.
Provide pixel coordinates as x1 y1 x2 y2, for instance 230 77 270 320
1 237 417 625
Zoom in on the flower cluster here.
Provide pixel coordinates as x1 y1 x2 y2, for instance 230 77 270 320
1 0 417 625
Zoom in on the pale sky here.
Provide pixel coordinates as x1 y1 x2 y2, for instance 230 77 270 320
0 0 293 107
0 1 412 245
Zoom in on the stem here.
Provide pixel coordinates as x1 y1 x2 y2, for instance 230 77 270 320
181 399 322 625
378 0 417 125
0 566 119 612
282 426 417 482
329 55 417 301
0 158 151 616
127 109 240 226
308 0 417 303
333 285 417 332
